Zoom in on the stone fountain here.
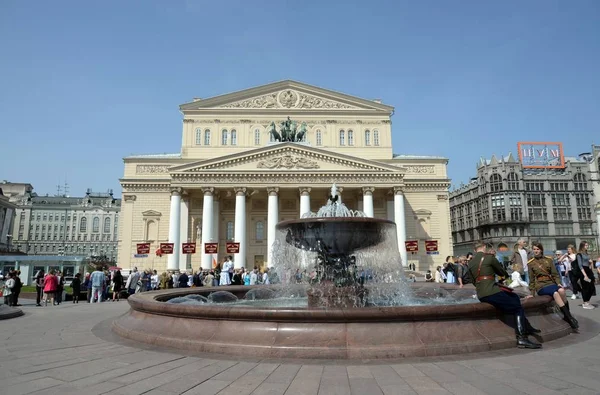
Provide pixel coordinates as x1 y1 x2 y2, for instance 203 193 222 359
112 184 572 359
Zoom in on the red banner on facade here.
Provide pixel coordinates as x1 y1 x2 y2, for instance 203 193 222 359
405 240 419 253
204 243 219 254
226 242 240 254
182 243 196 254
425 240 438 252
159 243 174 254
136 243 150 254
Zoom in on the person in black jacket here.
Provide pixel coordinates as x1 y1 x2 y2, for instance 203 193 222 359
178 272 189 288
12 270 23 306
35 269 45 306
71 273 81 303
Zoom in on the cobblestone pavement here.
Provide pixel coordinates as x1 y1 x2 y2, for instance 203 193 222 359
2 294 600 395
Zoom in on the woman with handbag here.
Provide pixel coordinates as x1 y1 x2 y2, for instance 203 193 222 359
527 242 578 330
576 241 596 310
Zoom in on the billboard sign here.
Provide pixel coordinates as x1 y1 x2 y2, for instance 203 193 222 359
405 240 419 253
182 243 196 254
159 243 174 254
517 142 565 169
204 243 219 254
226 242 240 254
425 240 439 255
136 243 150 254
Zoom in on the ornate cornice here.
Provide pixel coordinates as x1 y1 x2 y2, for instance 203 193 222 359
257 154 319 169
172 172 404 185
190 119 388 126
183 119 195 123
121 183 171 193
403 182 451 192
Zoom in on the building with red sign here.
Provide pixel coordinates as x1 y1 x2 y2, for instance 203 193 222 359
117 81 453 273
450 144 600 256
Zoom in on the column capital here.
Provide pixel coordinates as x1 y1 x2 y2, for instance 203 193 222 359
201 187 214 196
362 187 375 196
393 186 404 196
267 187 279 196
299 187 311 196
170 187 183 196
234 187 247 196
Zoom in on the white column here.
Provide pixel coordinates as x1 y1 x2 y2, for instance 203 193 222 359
394 187 408 267
234 187 247 269
179 196 189 273
362 187 375 218
213 198 220 268
299 187 311 218
200 187 214 271
167 188 182 271
267 187 279 268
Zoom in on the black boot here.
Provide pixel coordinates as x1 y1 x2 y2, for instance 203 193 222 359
560 305 579 329
515 315 542 349
565 302 578 327
525 318 541 334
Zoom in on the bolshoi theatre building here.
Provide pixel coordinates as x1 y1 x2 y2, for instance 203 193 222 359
117 81 452 273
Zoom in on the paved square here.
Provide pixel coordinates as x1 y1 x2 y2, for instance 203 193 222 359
1 297 599 395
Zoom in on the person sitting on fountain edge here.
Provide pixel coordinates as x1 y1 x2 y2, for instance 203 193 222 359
468 241 542 349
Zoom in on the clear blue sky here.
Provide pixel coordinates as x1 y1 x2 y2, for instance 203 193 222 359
1 0 599 197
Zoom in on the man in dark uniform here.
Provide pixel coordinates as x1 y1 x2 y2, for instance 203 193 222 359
468 242 542 349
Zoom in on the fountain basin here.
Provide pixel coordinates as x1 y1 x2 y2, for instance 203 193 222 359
112 284 571 359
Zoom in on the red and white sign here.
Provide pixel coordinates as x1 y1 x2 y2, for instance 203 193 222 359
425 240 438 252
226 242 240 254
182 242 196 254
204 243 219 254
136 243 150 254
159 243 174 254
405 240 419 253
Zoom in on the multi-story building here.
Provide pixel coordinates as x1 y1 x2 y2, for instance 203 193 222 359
0 185 17 251
450 146 599 256
4 183 121 260
118 80 453 273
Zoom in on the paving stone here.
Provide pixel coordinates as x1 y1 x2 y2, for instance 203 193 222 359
390 364 426 377
250 382 289 395
9 377 65 395
439 381 488 395
181 379 230 395
379 385 417 395
348 377 383 395
285 365 323 395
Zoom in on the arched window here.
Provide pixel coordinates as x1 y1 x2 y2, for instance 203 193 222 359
254 128 261 145
103 217 111 233
226 221 234 240
195 128 202 145
315 129 322 146
574 173 587 191
231 129 237 145
221 129 228 145
365 130 371 146
204 129 211 145
92 217 99 233
256 221 264 241
339 130 345 146
347 130 354 146
79 217 87 233
373 129 380 146
507 172 519 190
490 173 503 192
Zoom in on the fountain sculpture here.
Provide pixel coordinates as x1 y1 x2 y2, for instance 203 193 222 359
113 184 572 359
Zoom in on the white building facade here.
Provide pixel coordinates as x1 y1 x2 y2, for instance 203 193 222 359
118 81 452 272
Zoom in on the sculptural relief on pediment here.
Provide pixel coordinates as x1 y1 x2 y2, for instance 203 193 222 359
218 89 360 110
256 154 320 169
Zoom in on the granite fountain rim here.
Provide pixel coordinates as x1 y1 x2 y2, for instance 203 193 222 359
126 284 556 323
276 217 396 226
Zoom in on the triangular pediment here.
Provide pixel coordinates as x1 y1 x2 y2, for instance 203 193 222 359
142 210 162 217
179 80 394 113
170 143 404 173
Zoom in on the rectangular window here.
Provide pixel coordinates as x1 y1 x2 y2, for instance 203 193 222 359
347 130 354 146
365 130 371 146
195 128 202 145
530 224 549 236
577 208 592 220
580 223 593 235
373 130 380 146
528 208 547 221
226 221 234 241
555 224 573 235
254 129 261 145
527 194 545 207
508 194 521 206
493 208 506 222
553 208 572 221
315 130 322 146
231 129 237 145
221 129 228 145
43 214 47 221
491 194 505 207
339 130 345 146
510 208 522 221
551 193 570 206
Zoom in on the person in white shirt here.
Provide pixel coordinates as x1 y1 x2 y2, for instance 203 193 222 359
249 269 258 285
125 267 141 295
262 268 270 285
150 270 159 290
219 257 233 286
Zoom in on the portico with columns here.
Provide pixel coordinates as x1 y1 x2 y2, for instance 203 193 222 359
118 80 452 273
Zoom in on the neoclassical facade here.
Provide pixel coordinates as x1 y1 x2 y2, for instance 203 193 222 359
118 81 452 273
